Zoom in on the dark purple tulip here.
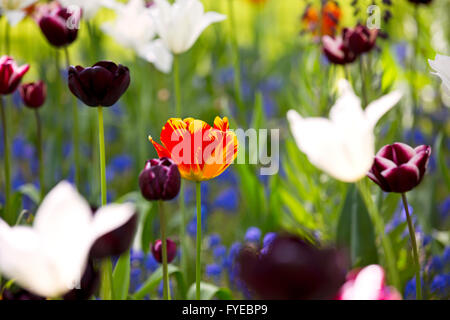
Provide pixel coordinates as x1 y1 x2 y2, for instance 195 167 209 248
152 238 177 263
89 212 138 259
1 289 45 300
63 260 100 300
322 33 356 65
38 5 80 47
0 56 30 95
346 24 378 55
236 234 348 300
408 0 433 4
19 81 46 109
139 157 181 201
368 143 431 193
68 61 131 107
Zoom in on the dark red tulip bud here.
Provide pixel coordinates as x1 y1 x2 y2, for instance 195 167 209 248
89 213 138 259
152 238 177 263
139 157 181 201
322 33 356 65
236 234 348 300
19 81 46 109
368 143 431 193
346 24 378 55
0 56 30 95
1 289 45 300
68 61 131 107
38 5 81 47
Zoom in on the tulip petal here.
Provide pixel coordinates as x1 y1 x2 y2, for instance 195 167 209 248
187 11 226 52
408 146 431 177
391 142 415 165
345 265 385 300
0 221 66 297
429 54 450 95
365 90 403 128
137 39 173 74
381 163 420 193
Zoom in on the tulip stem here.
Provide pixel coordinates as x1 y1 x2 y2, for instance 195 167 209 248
0 97 12 224
195 181 202 300
159 201 171 300
34 110 45 201
174 55 181 117
97 106 113 300
401 193 422 300
4 20 10 55
359 57 368 108
63 47 80 188
356 180 400 289
227 0 245 119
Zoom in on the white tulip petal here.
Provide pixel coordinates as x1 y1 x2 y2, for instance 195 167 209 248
92 203 136 241
350 265 384 300
428 54 450 95
5 10 26 27
137 39 173 74
187 11 226 52
364 90 403 128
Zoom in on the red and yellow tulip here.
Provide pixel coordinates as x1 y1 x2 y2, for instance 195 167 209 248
149 117 238 182
302 1 341 37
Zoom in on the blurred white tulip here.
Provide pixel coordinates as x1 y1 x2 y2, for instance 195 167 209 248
429 54 450 95
0 181 135 297
287 79 403 182
59 0 112 20
0 0 37 26
102 0 173 73
151 0 226 54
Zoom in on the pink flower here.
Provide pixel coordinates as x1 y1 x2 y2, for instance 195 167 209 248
337 265 402 300
0 56 30 95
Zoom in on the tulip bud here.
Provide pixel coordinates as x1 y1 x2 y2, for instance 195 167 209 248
19 81 46 109
346 24 378 55
151 238 177 263
68 61 130 107
38 5 80 47
322 33 356 65
368 142 431 193
0 56 30 95
139 157 181 201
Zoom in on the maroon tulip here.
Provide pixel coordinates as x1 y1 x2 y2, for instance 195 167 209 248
19 81 47 109
408 0 433 4
346 24 378 55
236 234 348 300
68 61 130 107
322 33 356 65
368 143 431 193
0 56 30 95
89 211 138 259
152 238 177 263
139 157 181 201
38 4 80 47
1 289 45 300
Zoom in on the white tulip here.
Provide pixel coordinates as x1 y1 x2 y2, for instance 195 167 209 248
0 0 37 26
0 181 135 298
287 79 403 182
429 54 450 95
102 0 173 73
59 0 112 20
151 0 226 54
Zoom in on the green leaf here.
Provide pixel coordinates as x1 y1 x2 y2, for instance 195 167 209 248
336 184 378 267
131 265 186 300
112 250 131 300
186 282 233 300
435 132 450 191
141 203 156 254
18 184 41 205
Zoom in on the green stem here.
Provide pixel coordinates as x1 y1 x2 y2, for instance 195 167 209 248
0 97 12 224
173 55 181 117
97 106 112 300
359 56 367 108
34 110 45 201
411 6 420 128
227 0 244 119
401 193 422 300
356 180 400 289
5 20 10 55
63 47 80 188
159 201 171 300
195 182 202 300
